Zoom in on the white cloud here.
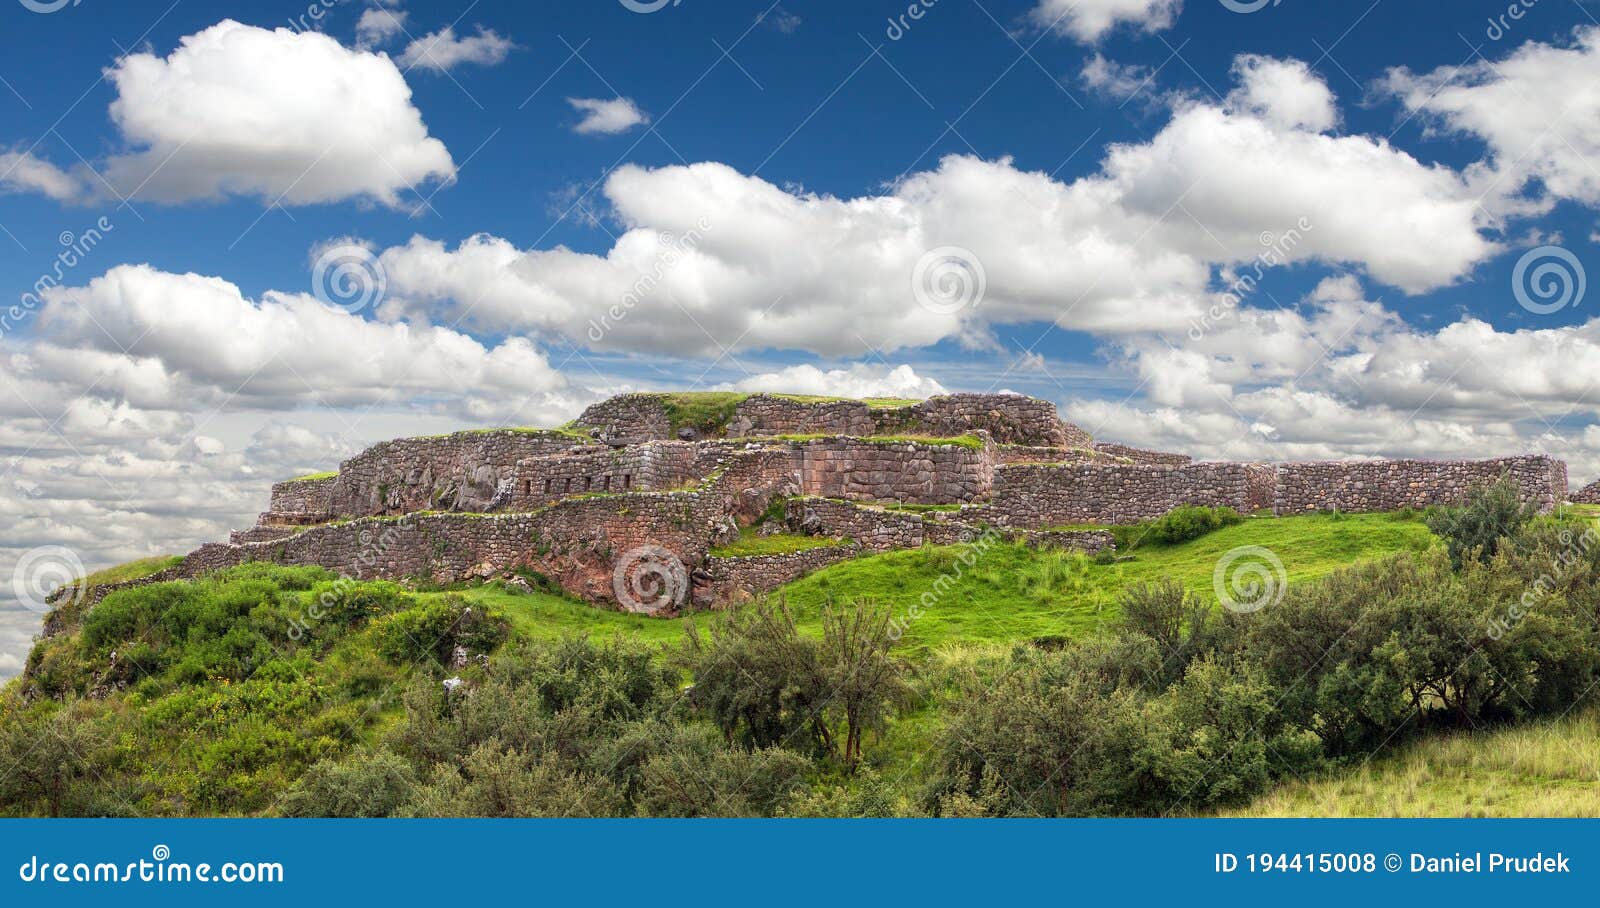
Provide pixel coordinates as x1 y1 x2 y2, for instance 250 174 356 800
1384 26 1600 209
567 97 651 135
356 5 409 48
34 264 568 410
99 19 454 207
1031 0 1181 43
1080 53 1154 100
726 363 947 399
398 25 515 72
1225 55 1339 133
376 59 1491 358
0 149 82 201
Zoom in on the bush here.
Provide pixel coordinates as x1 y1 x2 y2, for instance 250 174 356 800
375 596 508 665
278 748 417 817
1425 478 1537 569
1144 506 1244 545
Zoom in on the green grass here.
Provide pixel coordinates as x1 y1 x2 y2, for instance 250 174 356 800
285 471 337 483
709 532 851 558
767 512 1435 657
78 554 184 587
1223 708 1600 817
423 585 688 647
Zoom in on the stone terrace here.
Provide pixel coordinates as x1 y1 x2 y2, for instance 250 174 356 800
116 391 1569 616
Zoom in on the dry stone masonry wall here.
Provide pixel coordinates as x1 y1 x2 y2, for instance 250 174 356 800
978 462 1277 526
1273 456 1567 514
128 391 1576 617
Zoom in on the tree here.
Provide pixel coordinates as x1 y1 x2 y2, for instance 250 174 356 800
821 600 909 767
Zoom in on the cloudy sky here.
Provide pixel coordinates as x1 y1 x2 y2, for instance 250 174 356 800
4 0 1600 677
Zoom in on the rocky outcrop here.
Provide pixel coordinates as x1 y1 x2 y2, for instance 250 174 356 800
1273 456 1567 514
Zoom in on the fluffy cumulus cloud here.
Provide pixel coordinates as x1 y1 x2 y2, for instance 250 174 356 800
567 97 651 135
375 57 1491 358
398 26 516 72
1384 26 1600 209
1031 0 1181 43
726 363 947 399
98 20 455 207
1080 54 1154 100
33 264 569 411
1225 55 1339 133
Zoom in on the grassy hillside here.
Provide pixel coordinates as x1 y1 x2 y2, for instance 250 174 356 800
1224 708 1600 817
37 508 1600 818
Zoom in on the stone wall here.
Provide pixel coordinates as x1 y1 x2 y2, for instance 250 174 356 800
263 476 336 525
899 394 1090 447
178 449 800 614
979 462 1278 526
794 437 992 504
571 394 673 442
705 543 863 603
994 445 1097 466
1091 442 1192 466
786 498 925 551
507 442 703 509
229 526 297 545
726 393 1090 447
328 430 590 519
728 396 879 438
1273 456 1567 514
1573 479 1600 504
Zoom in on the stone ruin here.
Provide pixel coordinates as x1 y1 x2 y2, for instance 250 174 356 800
90 391 1572 616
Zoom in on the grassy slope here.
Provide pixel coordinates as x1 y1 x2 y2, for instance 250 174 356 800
773 512 1434 656
426 512 1432 658
79 555 185 587
1223 709 1600 817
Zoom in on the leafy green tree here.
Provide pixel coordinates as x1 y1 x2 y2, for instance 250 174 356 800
820 601 910 767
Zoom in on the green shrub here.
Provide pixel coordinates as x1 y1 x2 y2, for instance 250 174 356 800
1145 506 1244 545
375 596 508 665
278 748 418 817
1425 478 1537 569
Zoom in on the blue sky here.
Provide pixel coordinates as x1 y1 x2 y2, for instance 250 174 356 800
5 0 1600 675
